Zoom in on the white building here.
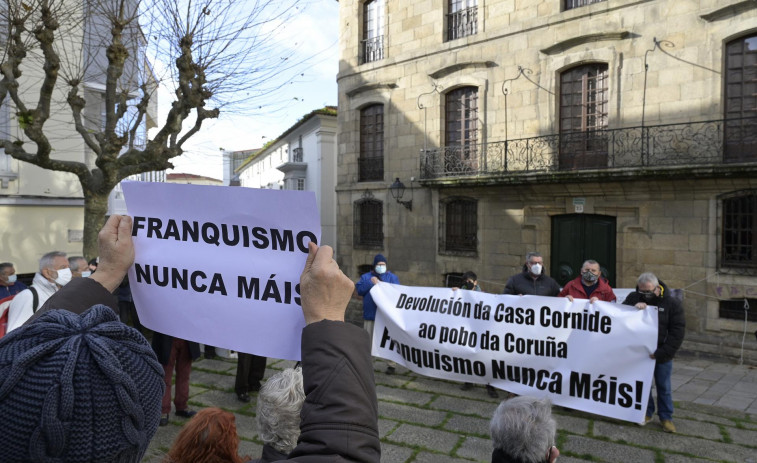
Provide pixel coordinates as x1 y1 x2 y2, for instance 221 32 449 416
237 107 338 249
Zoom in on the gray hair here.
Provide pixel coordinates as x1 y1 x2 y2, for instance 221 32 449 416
525 252 542 262
637 272 659 287
582 259 599 268
0 262 13 273
68 256 87 272
256 367 305 454
39 251 66 272
490 396 556 463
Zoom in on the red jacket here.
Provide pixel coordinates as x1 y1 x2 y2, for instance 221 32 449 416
559 277 617 302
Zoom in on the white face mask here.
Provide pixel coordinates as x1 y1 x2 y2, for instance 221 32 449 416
6 274 17 284
81 271 92 278
53 268 73 286
530 263 543 276
375 265 387 275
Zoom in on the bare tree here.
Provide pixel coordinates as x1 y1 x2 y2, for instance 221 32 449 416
0 0 307 258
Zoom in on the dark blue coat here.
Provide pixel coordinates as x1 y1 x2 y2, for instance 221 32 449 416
355 270 399 320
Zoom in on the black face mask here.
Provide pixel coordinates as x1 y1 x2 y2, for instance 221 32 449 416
462 281 475 290
639 291 658 303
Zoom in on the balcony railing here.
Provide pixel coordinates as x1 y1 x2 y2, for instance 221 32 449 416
564 0 606 10
291 147 303 163
447 6 477 41
361 35 384 64
420 118 757 179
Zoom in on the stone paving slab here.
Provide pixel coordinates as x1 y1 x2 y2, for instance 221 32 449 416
552 412 591 435
379 443 414 462
377 385 434 406
413 452 476 462
430 395 499 418
384 423 461 454
379 419 399 439
562 435 657 463
593 420 754 461
455 435 491 461
378 400 448 426
444 414 491 437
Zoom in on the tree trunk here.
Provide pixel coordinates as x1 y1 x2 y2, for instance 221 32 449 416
83 192 110 261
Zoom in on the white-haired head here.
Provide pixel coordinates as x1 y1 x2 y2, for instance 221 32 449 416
256 367 305 454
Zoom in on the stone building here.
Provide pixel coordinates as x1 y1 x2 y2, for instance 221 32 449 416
336 0 757 363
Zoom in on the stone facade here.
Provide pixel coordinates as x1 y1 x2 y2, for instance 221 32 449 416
337 0 757 363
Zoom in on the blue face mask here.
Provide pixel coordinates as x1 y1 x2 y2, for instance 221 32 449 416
375 265 386 275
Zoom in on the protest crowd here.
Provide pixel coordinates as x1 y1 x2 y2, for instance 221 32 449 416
0 214 684 462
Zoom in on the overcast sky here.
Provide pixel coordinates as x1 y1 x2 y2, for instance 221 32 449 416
163 0 339 180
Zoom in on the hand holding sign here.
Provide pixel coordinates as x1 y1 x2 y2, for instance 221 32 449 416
300 242 353 325
91 215 135 292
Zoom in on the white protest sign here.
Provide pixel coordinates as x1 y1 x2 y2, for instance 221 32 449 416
372 283 658 423
122 182 319 360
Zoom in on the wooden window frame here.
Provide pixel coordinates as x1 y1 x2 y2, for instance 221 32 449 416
354 199 384 249
359 104 384 182
439 197 477 256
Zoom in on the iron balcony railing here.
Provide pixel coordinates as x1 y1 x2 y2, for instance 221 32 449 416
420 118 757 179
291 147 303 162
447 6 477 41
564 0 606 10
361 35 384 64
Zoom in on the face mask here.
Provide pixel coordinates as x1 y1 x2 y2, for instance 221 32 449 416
582 271 599 283
81 271 92 278
375 265 386 275
462 281 475 290
530 263 542 276
638 291 657 303
6 274 17 284
54 268 72 286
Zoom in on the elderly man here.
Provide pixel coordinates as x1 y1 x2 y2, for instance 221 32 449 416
503 252 560 297
253 367 305 462
356 253 400 374
490 396 560 463
559 259 616 303
6 251 71 332
0 262 27 298
68 255 91 278
623 272 685 433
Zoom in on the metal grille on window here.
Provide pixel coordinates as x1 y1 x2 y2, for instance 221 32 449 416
444 198 477 253
724 34 757 162
359 104 384 181
564 0 606 11
362 0 384 63
354 199 383 248
445 87 478 175
559 63 609 169
447 0 477 41
722 193 756 267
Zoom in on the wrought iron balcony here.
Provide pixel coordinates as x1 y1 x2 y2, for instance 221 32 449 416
361 35 384 64
420 118 757 180
564 0 606 10
447 7 477 41
292 147 303 163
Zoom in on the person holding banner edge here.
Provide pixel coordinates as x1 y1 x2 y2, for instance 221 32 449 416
356 253 400 374
503 252 560 297
15 215 381 462
623 272 685 433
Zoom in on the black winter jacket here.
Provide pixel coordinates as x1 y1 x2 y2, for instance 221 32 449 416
622 280 686 364
503 271 560 297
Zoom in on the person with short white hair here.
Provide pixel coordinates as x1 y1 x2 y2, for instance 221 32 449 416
252 367 306 462
490 396 560 463
6 251 71 332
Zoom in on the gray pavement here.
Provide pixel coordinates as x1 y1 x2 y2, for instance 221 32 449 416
142 352 757 462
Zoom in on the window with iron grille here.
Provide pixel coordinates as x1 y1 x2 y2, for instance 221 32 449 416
440 197 477 255
722 192 757 268
354 199 383 249
447 0 477 41
445 87 478 174
359 104 384 182
719 298 757 321
724 34 757 162
559 63 609 169
362 0 384 64
564 0 606 11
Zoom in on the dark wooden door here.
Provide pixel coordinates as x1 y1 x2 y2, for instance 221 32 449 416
551 214 616 287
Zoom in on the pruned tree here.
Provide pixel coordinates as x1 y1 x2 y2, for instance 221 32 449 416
0 0 307 258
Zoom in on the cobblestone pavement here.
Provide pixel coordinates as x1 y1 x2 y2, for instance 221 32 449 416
143 354 757 463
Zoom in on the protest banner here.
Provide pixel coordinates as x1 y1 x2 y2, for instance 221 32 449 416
122 181 319 360
371 283 658 422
